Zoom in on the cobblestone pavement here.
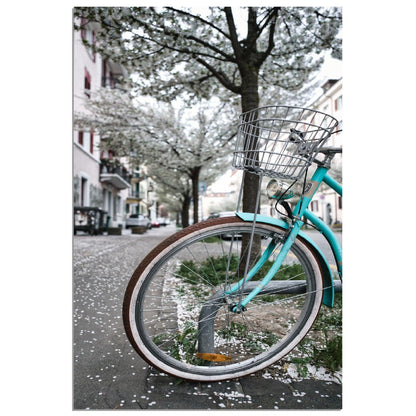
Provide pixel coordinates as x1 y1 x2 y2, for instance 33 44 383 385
73 225 342 410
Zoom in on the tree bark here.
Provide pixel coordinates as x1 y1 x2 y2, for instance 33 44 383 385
181 193 191 228
190 166 202 225
240 68 260 214
238 36 262 272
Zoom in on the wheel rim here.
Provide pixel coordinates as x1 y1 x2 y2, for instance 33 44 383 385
128 221 322 380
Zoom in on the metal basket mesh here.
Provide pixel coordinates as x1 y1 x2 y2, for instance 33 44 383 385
232 106 339 180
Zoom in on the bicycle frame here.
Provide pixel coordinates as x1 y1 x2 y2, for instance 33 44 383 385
231 164 342 309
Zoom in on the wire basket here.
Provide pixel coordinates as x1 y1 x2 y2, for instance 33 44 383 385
232 106 339 181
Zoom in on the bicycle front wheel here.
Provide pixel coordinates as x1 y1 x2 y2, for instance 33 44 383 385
123 216 324 381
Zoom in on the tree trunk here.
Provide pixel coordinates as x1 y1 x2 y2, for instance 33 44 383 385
239 61 261 275
191 166 202 225
240 70 260 214
181 193 191 228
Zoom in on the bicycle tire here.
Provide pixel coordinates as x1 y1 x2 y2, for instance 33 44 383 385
123 216 323 381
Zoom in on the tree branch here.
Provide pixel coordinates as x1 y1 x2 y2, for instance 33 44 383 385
129 12 235 63
166 7 231 40
245 8 259 51
195 56 241 94
257 8 279 38
257 8 279 66
223 7 243 64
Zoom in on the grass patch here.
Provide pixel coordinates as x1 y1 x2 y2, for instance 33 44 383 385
174 254 341 373
178 255 305 287
178 255 240 286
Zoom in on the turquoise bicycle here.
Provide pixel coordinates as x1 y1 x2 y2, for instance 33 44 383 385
123 106 342 381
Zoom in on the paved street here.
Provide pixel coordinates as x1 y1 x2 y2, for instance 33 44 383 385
73 224 342 410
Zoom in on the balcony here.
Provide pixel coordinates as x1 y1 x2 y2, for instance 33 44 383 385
131 170 146 183
126 190 142 205
100 159 131 190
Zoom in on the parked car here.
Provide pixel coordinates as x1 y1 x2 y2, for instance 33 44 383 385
151 219 160 228
126 214 152 229
157 217 170 226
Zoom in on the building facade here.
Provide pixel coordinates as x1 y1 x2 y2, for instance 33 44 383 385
73 18 128 228
125 165 157 220
73 19 159 229
306 78 343 226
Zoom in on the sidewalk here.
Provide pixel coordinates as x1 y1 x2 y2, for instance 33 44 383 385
129 366 341 410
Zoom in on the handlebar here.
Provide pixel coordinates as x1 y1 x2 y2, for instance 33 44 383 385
311 146 342 168
317 147 342 155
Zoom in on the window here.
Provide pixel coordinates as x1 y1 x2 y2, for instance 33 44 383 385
81 18 96 61
335 95 343 111
338 196 342 209
77 130 94 155
338 120 343 132
311 200 319 212
84 68 91 98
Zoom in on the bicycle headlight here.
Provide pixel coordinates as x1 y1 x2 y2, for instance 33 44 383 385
266 179 294 200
